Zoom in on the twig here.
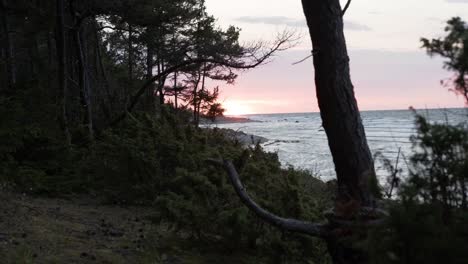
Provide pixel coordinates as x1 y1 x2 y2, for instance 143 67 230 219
342 0 352 16
387 147 401 198
292 54 313 65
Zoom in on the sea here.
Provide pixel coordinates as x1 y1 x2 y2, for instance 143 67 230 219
206 108 467 183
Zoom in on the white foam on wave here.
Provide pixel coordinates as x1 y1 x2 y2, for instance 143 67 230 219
210 108 467 182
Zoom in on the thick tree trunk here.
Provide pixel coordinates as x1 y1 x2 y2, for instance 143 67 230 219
301 0 377 263
1 0 16 90
55 0 71 145
301 0 375 208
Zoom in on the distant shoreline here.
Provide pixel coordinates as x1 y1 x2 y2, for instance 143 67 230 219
202 116 261 124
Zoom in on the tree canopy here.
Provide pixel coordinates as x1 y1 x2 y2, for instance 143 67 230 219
422 17 468 103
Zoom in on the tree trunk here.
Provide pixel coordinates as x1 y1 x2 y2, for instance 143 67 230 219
47 31 54 89
74 25 94 140
128 24 133 86
174 71 178 109
30 34 40 80
94 22 114 116
81 26 95 135
156 55 166 105
158 74 167 106
196 68 207 125
1 0 16 90
55 0 71 145
301 0 377 263
192 71 202 126
461 177 467 209
146 34 154 111
301 0 375 208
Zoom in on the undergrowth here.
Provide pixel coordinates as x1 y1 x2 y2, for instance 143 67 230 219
0 102 332 262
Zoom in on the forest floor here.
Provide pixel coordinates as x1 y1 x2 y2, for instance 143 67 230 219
0 192 263 264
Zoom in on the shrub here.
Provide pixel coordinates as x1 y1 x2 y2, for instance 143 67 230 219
369 114 468 264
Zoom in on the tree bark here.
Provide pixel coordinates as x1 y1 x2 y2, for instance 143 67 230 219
301 0 377 263
55 0 71 145
301 0 375 207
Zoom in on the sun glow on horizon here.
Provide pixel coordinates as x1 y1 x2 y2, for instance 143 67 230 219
223 100 254 116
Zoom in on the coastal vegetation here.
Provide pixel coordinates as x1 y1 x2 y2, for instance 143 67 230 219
0 0 327 262
0 0 467 263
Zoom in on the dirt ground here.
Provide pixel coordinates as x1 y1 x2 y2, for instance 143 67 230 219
0 192 161 263
0 192 285 264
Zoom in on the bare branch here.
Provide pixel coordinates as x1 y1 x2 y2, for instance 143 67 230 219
108 30 297 127
342 0 352 16
211 159 329 238
292 54 313 65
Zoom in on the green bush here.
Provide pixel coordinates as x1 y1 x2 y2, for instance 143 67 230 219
0 94 74 193
369 115 468 264
0 100 331 261
18 108 326 261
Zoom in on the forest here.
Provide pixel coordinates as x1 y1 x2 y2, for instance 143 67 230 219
0 0 467 263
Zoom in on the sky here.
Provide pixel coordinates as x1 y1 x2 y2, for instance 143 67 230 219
203 0 468 115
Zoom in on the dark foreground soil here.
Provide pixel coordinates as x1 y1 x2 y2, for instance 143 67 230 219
0 192 270 264
0 192 159 263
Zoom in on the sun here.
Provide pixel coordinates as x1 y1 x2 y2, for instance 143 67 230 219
223 101 253 116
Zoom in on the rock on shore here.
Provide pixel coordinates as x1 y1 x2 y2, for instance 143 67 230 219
219 128 268 145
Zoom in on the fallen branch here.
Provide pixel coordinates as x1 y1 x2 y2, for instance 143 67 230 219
208 159 329 238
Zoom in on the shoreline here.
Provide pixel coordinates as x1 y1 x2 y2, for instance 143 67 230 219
201 116 260 124
215 128 268 145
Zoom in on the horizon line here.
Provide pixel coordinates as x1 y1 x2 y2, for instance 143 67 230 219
225 106 467 117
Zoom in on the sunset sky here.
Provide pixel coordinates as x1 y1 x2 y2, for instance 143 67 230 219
204 0 468 115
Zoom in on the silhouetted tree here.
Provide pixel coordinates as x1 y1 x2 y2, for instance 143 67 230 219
55 0 71 144
422 17 468 103
216 1 382 263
